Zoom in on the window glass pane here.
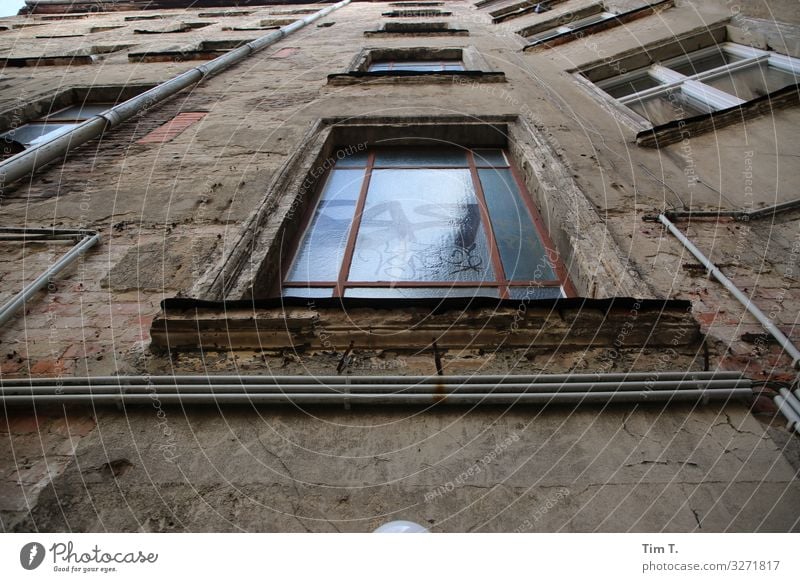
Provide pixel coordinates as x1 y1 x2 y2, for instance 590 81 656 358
478 168 557 281
602 71 661 98
528 29 563 43
282 287 334 299
285 168 365 282
344 287 499 299
507 286 563 300
368 62 392 71
704 62 797 101
348 168 495 282
1 123 75 147
373 148 468 167
668 48 745 76
626 89 705 124
568 12 613 29
45 103 111 120
333 150 369 167
396 62 444 71
473 149 507 167
368 60 464 72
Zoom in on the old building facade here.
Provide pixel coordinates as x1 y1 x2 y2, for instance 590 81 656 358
0 0 798 532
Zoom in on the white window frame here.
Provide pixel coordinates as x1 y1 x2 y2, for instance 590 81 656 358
594 42 800 127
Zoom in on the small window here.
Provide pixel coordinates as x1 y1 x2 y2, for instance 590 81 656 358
282 147 569 300
330 46 504 84
133 21 211 34
1 103 112 155
382 9 452 17
368 60 465 72
522 0 672 50
527 11 615 43
390 2 445 6
592 42 800 126
365 21 468 36
197 10 254 17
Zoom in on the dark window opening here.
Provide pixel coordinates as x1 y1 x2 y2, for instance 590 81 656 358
366 21 468 36
133 21 211 34
382 9 452 17
1 103 112 158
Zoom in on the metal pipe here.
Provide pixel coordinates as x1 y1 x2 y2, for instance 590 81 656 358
0 370 744 387
0 227 95 235
779 388 800 419
0 230 100 327
774 395 800 433
0 0 351 188
645 199 800 223
0 379 751 395
659 214 800 369
0 388 751 407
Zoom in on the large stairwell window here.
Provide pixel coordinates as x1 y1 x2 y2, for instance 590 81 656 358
282 147 572 300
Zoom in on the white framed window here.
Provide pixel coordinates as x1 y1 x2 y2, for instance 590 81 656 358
594 42 800 127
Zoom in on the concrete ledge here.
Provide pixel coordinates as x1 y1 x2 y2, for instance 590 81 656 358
151 297 701 351
636 84 800 148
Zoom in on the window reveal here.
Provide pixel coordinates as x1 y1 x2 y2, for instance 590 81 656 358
283 148 569 300
1 103 112 154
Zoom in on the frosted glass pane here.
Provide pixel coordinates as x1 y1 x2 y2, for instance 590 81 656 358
285 169 365 282
344 287 499 299
348 168 495 282
373 148 467 167
479 168 557 281
507 286 563 300
282 287 333 298
1 123 75 147
705 63 797 101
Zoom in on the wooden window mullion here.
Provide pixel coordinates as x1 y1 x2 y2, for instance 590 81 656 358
333 152 375 298
466 150 508 299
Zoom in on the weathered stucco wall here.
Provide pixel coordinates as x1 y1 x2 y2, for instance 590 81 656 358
0 0 798 532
